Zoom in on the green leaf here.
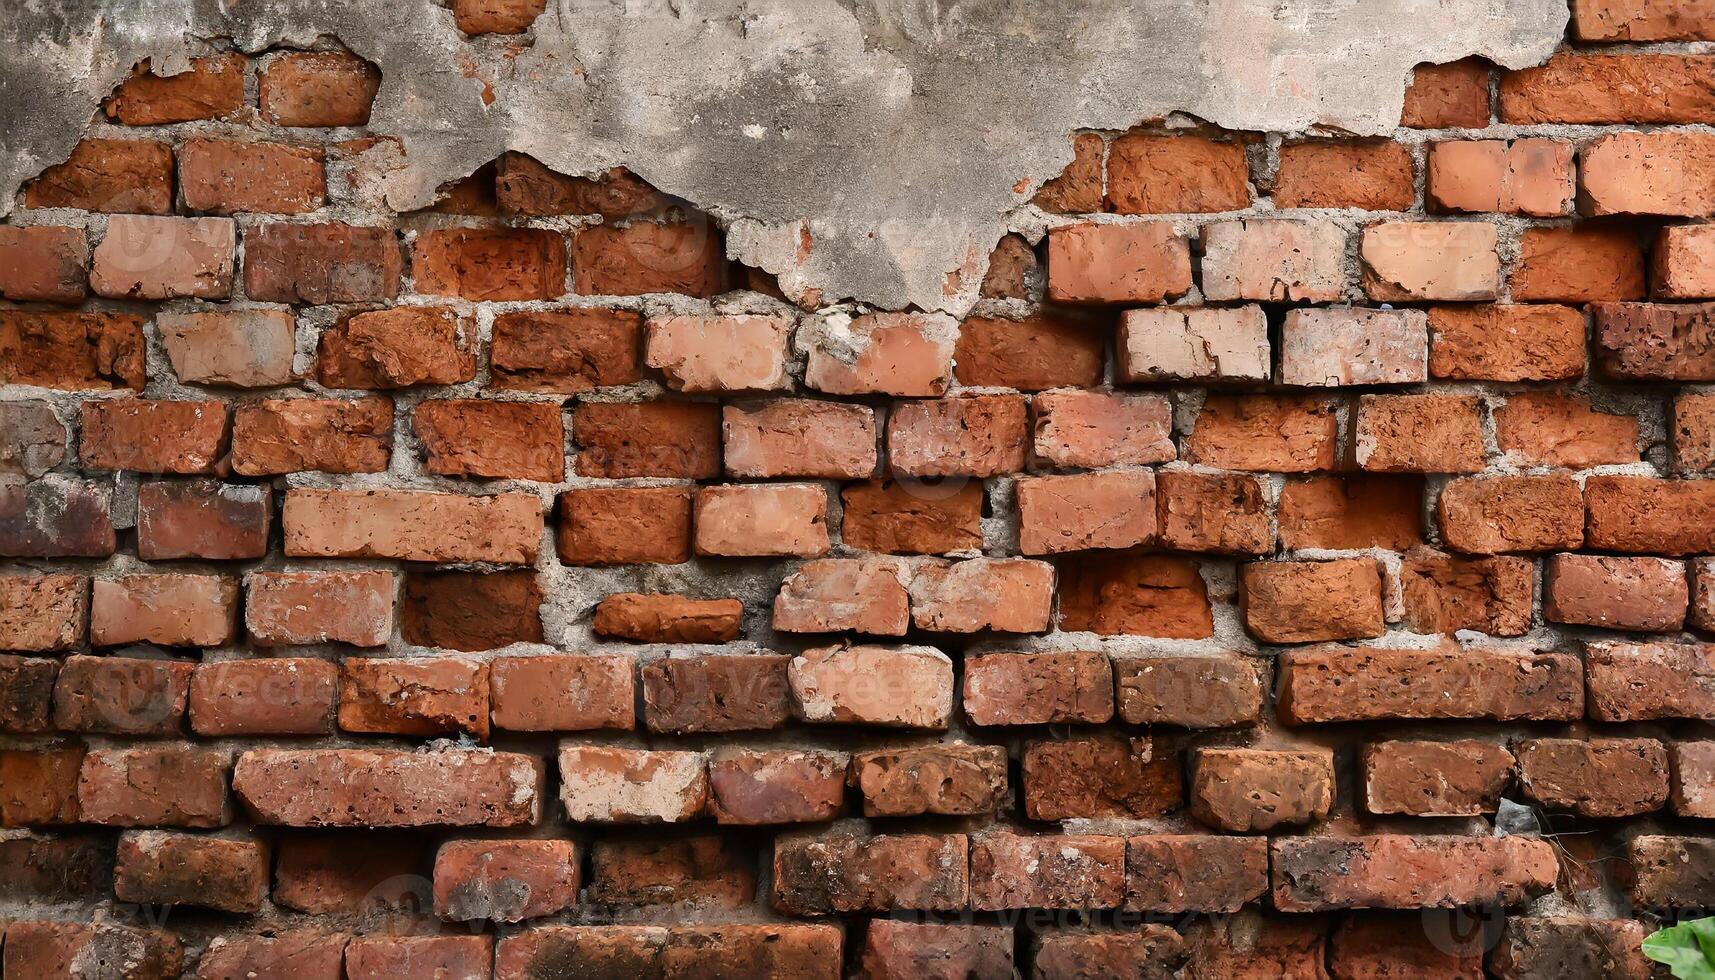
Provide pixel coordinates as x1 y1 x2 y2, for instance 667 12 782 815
1644 919 1715 980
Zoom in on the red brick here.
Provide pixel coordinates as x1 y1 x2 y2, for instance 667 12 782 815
1427 304 1585 381
0 746 81 822
1438 474 1583 554
1360 221 1500 301
339 658 489 739
413 399 564 481
1278 475 1424 550
0 226 86 304
1272 835 1556 911
1046 221 1191 303
496 155 668 217
1107 133 1250 213
1034 929 1187 980
708 748 847 825
1242 558 1384 644
500 924 841 979
136 480 269 560
1511 226 1647 302
1491 917 1652 980
0 656 58 733
1582 131 1715 217
231 398 393 474
402 570 542 651
596 593 742 644
645 314 790 392
1274 140 1414 209
773 832 968 914
1113 652 1265 728
573 400 720 478
0 573 87 653
1023 736 1182 821
1575 0 1715 40
453 0 547 34
724 400 875 480
1199 218 1347 302
1118 305 1270 381
284 488 543 563
0 310 145 390
78 745 232 828
1157 469 1272 555
91 573 237 647
236 747 542 827
1586 475 1715 554
0 835 108 896
969 832 1124 910
414 227 568 300
0 479 116 558
1588 641 1715 721
1016 469 1156 554
909 557 1054 633
24 138 174 213
1354 392 1485 473
272 833 428 913
1597 301 1715 380
557 486 692 565
1428 139 1575 216
196 930 349 980
1330 913 1488 978
2 922 181 980
641 654 791 734
1502 52 1715 124
1184 394 1339 472
802 311 956 396
260 51 380 127
434 838 578 922
1277 645 1583 724
573 220 728 296
952 311 1106 390
1674 741 1715 817
245 570 394 648
1695 558 1715 630
1186 916 1327 980
789 644 952 729
179 139 325 214
694 483 830 557
1517 737 1669 817
92 215 235 300
559 745 707 823
1654 223 1715 299
80 398 226 474
1546 554 1687 631
346 936 491 980
491 308 643 392
158 309 296 387
190 658 338 736
316 307 475 388
585 835 754 908
1191 747 1335 832
1281 307 1427 386
859 921 1008 980
1678 392 1715 471
243 223 402 303
115 830 267 913
1057 553 1213 639
851 744 1007 817
1398 548 1534 637
1125 835 1268 913
1363 739 1515 816
982 234 1037 298
1031 389 1173 469
1627 835 1715 908
104 53 246 125
1032 131 1104 212
52 655 191 735
1402 58 1492 128
962 650 1112 725
887 393 1028 477
1494 392 1639 468
490 654 634 731
840 478 982 555
773 557 909 635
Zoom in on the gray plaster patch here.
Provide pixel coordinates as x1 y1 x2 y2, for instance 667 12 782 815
0 0 1567 313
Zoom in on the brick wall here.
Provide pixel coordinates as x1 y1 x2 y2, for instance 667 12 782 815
1 0 1713 977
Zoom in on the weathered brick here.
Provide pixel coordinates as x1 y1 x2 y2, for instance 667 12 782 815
490 308 643 392
104 52 245 124
496 155 667 218
1278 646 1583 724
694 483 830 557
1330 913 1487 979
283 488 543 563
1191 748 1334 833
179 139 325 214
414 227 568 300
1501 52 1715 124
1280 307 1427 386
1271 835 1557 911
91 573 238 647
642 654 790 734
0 479 116 558
773 832 968 914
501 924 840 979
645 314 790 392
339 658 490 739
969 832 1124 910
434 838 578 922
597 593 741 644
788 644 953 729
115 830 267 913
1032 131 1105 212
402 570 542 651
0 573 87 653
91 215 235 300
981 234 1038 300
860 921 1008 980
1363 739 1515 816
1597 301 1715 381
557 486 692 565
1695 558 1715 630
1654 224 1715 299
707 748 847 825
1490 917 1653 980
0 835 109 897
1516 737 1669 817
724 399 876 479
1582 131 1715 217
1627 835 1715 908
1156 469 1272 555
585 836 755 909
53 655 192 735
490 654 634 732
573 219 728 296
236 747 542 827
1361 221 1500 301
190 658 339 735
1118 305 1269 382
1046 221 1191 304
260 51 381 127
78 745 232 828
0 656 59 733
559 745 707 823
851 744 1007 817
1511 226 1647 302
1545 554 1687 631
1428 139 1574 216
912 557 1055 633
0 226 86 304
1495 392 1639 467
1016 469 1156 554
1405 61 1492 129
1031 389 1173 469
196 930 349 980
157 309 296 389
272 833 427 913
887 393 1028 477
243 223 402 303
0 401 67 478
0 310 145 390
1673 741 1715 818
231 397 393 474
1186 915 1327 980
2 922 182 980
574 400 720 478
1198 218 1346 302
774 557 909 635
1125 835 1268 913
1107 133 1250 213
1354 392 1485 473
1278 474 1424 550
1398 547 1534 637
1438 474 1583 554
81 398 227 474
840 478 982 555
316 307 475 388
25 138 174 213
1274 140 1414 210
413 399 564 481
1427 304 1585 382
1023 736 1181 821
801 311 956 397
454 0 548 35
1242 558 1384 644
245 570 393 647
1585 475 1715 554
1586 642 1715 721
962 650 1112 726
1034 928 1187 980
1113 652 1264 728
1057 553 1213 638
954 311 1106 390
136 480 269 560
346 936 492 980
